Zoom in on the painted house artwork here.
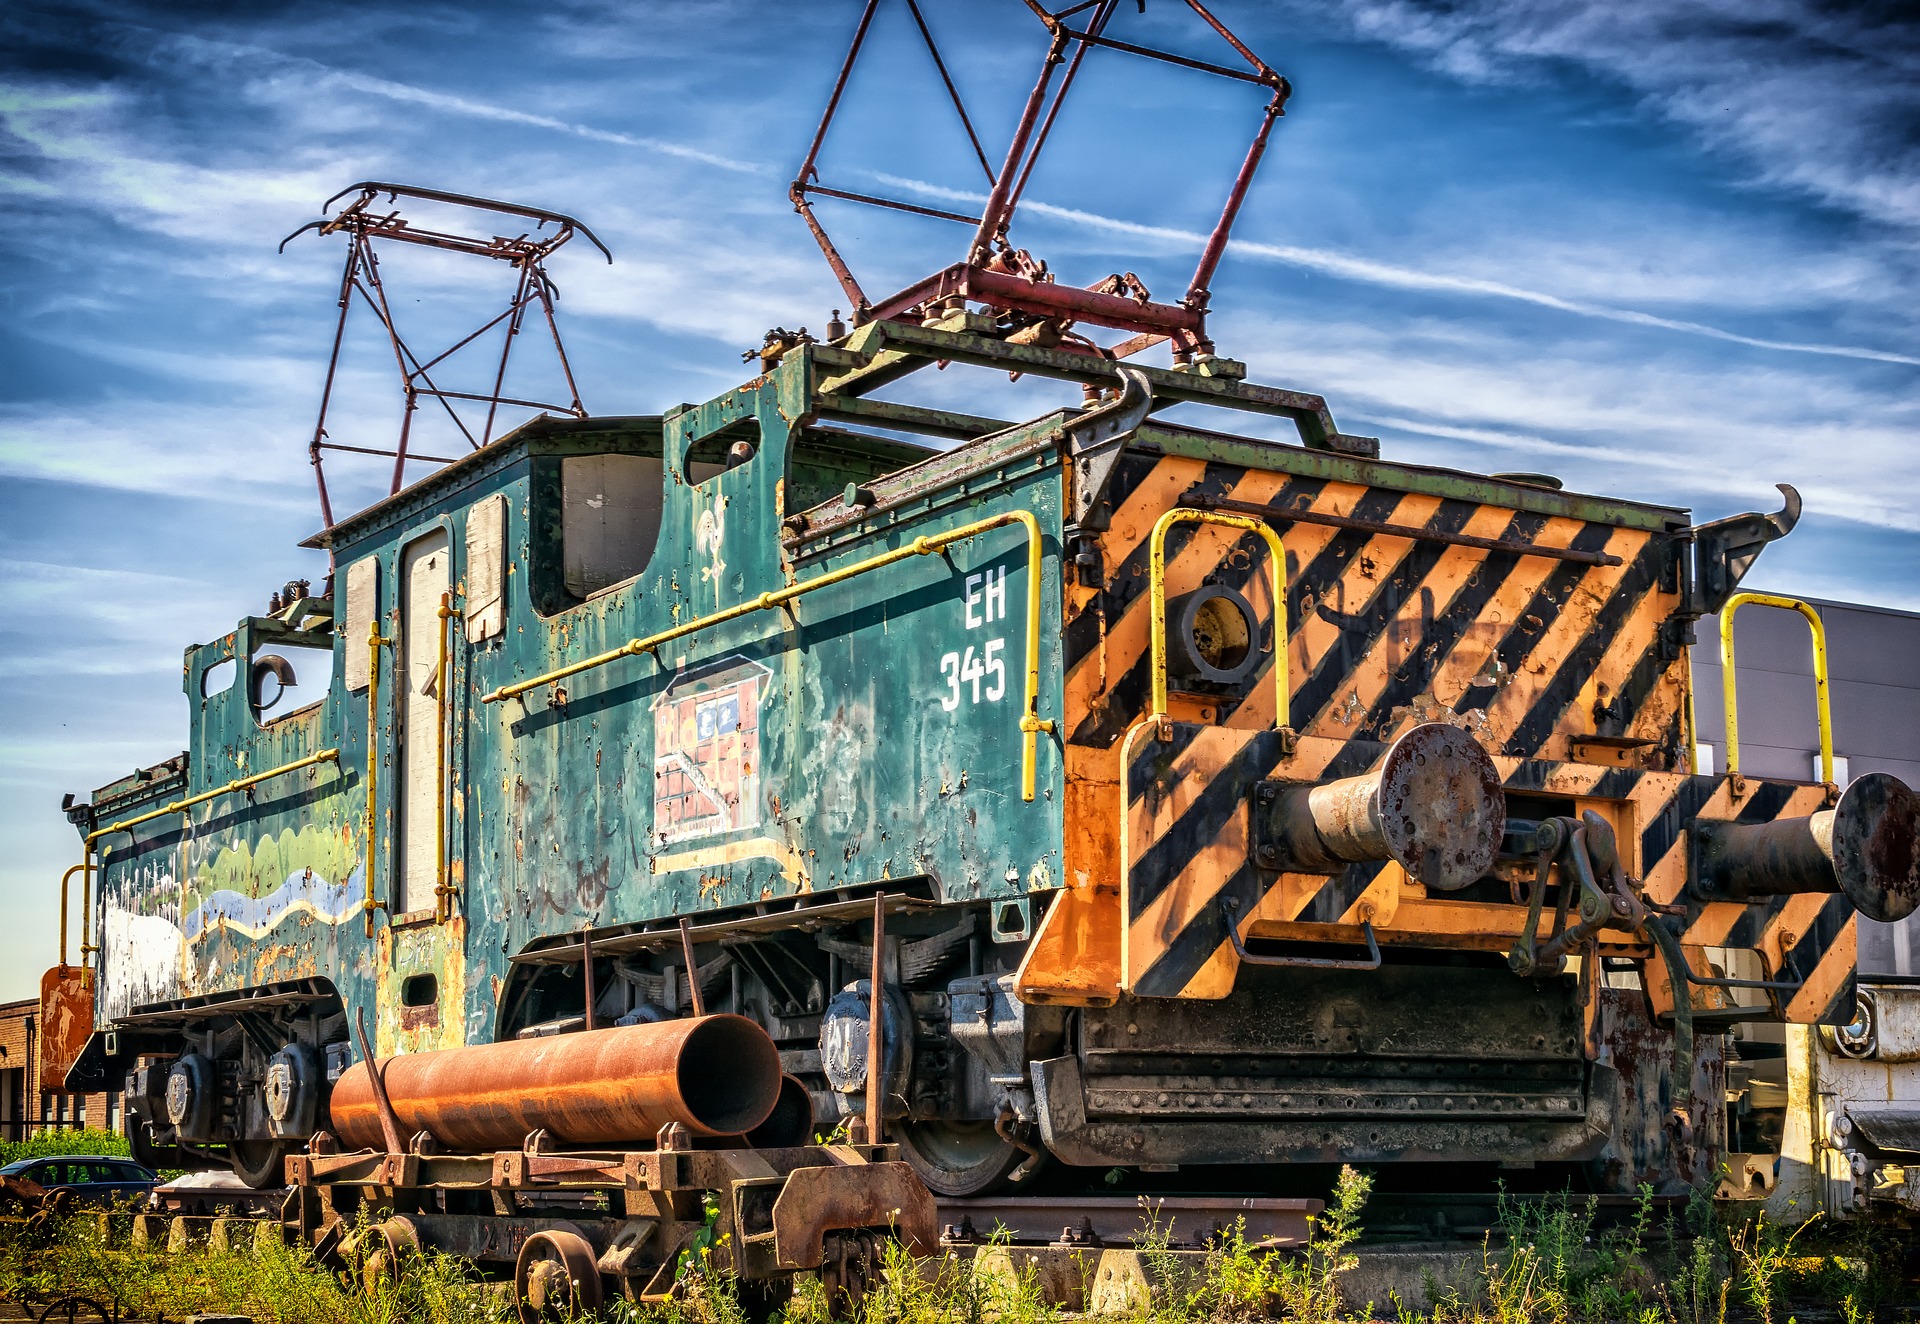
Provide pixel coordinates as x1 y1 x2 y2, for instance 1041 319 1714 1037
652 657 771 845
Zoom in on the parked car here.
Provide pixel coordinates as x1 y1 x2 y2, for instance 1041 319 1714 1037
0 1155 160 1207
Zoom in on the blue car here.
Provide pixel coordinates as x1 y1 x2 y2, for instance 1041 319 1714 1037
0 1156 159 1207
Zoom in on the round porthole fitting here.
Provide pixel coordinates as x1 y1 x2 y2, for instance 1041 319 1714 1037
1166 585 1261 687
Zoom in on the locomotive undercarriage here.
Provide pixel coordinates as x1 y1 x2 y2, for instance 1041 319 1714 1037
485 867 1723 1200
105 830 1748 1202
110 979 345 1186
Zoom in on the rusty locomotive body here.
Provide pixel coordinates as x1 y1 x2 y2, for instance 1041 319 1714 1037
39 5 1920 1289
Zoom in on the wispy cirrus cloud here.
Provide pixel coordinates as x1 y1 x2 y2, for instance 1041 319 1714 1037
1298 0 1920 232
870 171 1920 368
1217 306 1920 536
148 32 767 176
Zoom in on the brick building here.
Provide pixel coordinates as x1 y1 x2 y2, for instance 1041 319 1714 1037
0 997 120 1140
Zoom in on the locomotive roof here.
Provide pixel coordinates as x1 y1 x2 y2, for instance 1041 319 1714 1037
300 411 666 554
302 326 1693 559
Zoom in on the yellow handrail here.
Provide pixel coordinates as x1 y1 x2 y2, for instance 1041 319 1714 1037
1720 591 1833 784
435 591 457 923
483 510 1058 800
56 863 86 969
1119 506 1292 989
67 746 341 969
1146 508 1290 727
365 620 393 935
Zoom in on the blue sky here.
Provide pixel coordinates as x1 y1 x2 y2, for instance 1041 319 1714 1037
1 0 1915 1003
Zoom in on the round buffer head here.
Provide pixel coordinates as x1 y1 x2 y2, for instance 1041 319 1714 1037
1377 722 1506 891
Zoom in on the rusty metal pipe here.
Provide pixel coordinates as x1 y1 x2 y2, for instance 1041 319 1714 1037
747 1075 816 1149
1256 723 1504 892
329 1014 781 1152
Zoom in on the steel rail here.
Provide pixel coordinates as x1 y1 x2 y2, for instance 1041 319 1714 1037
1720 591 1833 784
483 510 1057 800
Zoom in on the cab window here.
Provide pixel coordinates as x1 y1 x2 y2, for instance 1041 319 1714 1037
528 425 669 615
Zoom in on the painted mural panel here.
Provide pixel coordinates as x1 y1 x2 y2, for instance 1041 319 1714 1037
652 656 770 845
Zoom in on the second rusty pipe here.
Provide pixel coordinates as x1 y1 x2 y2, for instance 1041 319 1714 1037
329 1014 781 1152
1692 772 1920 924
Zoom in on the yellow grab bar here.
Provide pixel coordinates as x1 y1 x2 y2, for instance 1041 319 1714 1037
1146 507 1290 727
365 620 394 935
1120 507 1291 988
56 863 87 969
1720 591 1833 784
484 510 1057 800
435 590 457 923
68 745 341 969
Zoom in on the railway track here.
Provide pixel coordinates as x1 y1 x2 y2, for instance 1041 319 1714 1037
150 1176 1671 1250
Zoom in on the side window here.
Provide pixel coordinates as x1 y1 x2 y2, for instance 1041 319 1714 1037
252 638 335 725
686 418 758 489
785 428 936 516
561 454 661 599
465 493 507 642
199 656 238 697
343 556 379 691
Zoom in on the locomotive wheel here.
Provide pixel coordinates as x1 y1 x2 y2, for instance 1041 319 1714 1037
128 1122 182 1173
516 1228 603 1323
895 1119 1037 1197
228 1138 292 1189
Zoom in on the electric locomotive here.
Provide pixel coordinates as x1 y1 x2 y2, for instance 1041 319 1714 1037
41 2 1919 1232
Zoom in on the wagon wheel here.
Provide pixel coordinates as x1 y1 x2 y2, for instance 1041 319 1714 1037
516 1228 603 1324
817 1230 881 1320
36 1296 112 1324
343 1216 421 1293
227 1139 293 1190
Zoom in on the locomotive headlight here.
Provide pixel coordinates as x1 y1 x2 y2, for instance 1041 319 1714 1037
1825 990 1879 1059
1167 586 1260 687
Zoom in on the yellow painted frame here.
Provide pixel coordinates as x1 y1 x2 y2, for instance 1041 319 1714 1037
1720 591 1833 784
1145 507 1290 727
483 510 1057 800
1118 506 1292 992
364 620 394 934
